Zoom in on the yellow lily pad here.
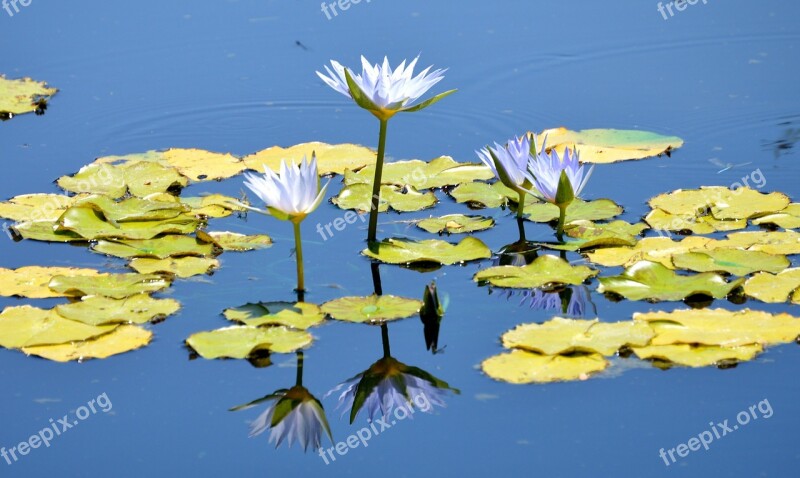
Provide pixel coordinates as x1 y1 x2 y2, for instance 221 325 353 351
547 220 647 251
9 221 85 243
199 231 273 252
181 194 246 218
752 203 800 229
91 235 220 259
224 302 325 329
186 325 313 359
645 208 746 234
0 194 77 222
48 273 171 299
597 261 744 301
482 349 609 384
529 127 684 164
502 318 655 356
0 76 58 118
526 199 623 223
72 195 189 222
243 142 376 176
55 294 181 325
363 237 492 265
22 325 153 362
57 161 188 198
417 214 495 235
649 187 790 221
585 236 716 269
0 305 116 349
0 266 100 299
631 344 763 368
333 183 438 213
474 255 598 289
56 207 199 240
162 148 246 182
321 295 422 324
128 257 219 278
715 230 800 255
448 181 517 209
344 156 493 189
743 268 800 303
672 249 790 276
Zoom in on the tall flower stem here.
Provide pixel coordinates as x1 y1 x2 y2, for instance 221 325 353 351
367 119 389 243
555 205 568 243
380 324 391 359
516 191 527 242
293 221 305 293
295 351 304 387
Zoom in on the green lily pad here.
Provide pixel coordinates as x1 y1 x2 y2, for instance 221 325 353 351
0 76 58 118
10 221 85 243
224 302 325 329
649 187 790 221
448 181 517 209
199 231 273 252
416 214 495 235
482 349 609 384
631 344 763 368
243 142 376 176
57 161 188 198
529 127 684 164
92 235 220 259
645 208 746 234
0 194 77 222
743 268 800 303
0 305 116 349
546 220 647 251
363 237 492 265
48 273 171 299
752 203 800 229
715 231 800 255
502 318 655 356
72 195 189 222
586 236 716 269
56 207 199 240
56 294 181 325
474 255 598 289
333 184 437 213
56 164 127 198
186 325 313 359
22 325 152 362
671 249 790 276
181 194 246 218
0 266 101 298
634 308 800 347
597 261 744 301
526 199 623 223
344 156 493 189
128 257 219 278
321 295 422 324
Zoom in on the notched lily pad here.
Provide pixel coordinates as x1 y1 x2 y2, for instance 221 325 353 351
57 161 188 198
56 207 199 240
56 294 181 325
546 220 647 251
448 181 517 209
743 269 800 303
645 208 746 234
186 325 313 359
92 235 220 259
631 344 763 368
0 76 57 118
528 127 684 164
416 214 495 235
198 231 273 252
671 249 790 276
224 302 325 329
10 221 85 243
482 349 608 384
649 187 790 221
0 305 116 349
321 295 422 324
0 194 77 222
585 236 716 269
363 237 492 266
344 156 493 189
48 273 171 299
752 204 800 229
0 266 100 299
162 148 246 182
243 142 376 176
22 325 153 363
128 257 219 278
502 318 655 356
474 255 598 289
333 184 437 213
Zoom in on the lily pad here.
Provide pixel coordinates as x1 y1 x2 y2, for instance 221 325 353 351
417 214 495 235
128 257 219 278
645 208 746 234
529 127 683 164
57 161 188 198
0 266 100 299
199 231 273 252
0 76 58 118
672 249 790 276
56 164 127 198
634 308 800 347
10 221 85 243
363 237 492 265
597 261 744 302
752 204 800 229
72 195 189 222
161 148 246 182
181 194 246 218
56 207 199 240
474 255 598 289
482 349 608 384
344 156 493 189
243 142 376 176
546 220 647 251
448 181 517 209
526 199 623 223
743 269 800 303
55 294 181 325
716 231 800 255
321 295 422 324
0 194 77 222
333 184 437 213
585 236 716 269
48 273 171 299
502 318 655 356
0 305 116 349
186 325 313 359
92 235 220 259
631 344 763 368
22 325 153 363
224 302 325 329
649 187 790 221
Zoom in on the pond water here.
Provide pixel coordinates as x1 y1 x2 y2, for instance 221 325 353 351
2 1 800 476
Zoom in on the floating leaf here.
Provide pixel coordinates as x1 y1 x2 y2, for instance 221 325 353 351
417 214 495 235
56 164 127 198
597 261 744 301
56 294 181 325
547 220 647 251
56 207 199 240
474 255 598 289
224 302 325 329
181 194 245 218
526 199 623 223
72 195 189 222
482 349 608 384
161 148 246 182
344 156 493 189
92 235 219 259
634 308 800 347
448 181 517 209
200 231 273 252
186 325 312 359
631 344 763 368
243 142 376 176
585 236 716 269
0 306 115 349
0 194 77 222
10 221 85 243
363 237 491 265
48 273 171 299
57 161 188 198
529 127 683 164
501 318 655 356
752 204 800 229
672 249 790 276
22 325 153 362
321 295 422 324
649 187 790 221
0 266 100 299
0 76 57 118
128 257 219 278
644 208 746 234
122 161 190 197
715 230 800 255
333 184 437 213
743 269 800 303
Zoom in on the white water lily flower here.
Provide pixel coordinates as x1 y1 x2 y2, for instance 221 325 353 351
526 135 594 204
477 135 532 192
316 55 454 120
248 386 332 452
242 155 328 223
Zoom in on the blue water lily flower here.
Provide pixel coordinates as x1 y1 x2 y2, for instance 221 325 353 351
526 135 593 204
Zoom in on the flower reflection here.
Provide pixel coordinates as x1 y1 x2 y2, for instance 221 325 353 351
326 324 459 423
494 285 595 318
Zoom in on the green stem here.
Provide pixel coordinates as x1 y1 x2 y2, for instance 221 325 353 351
367 119 389 243
293 221 305 293
295 351 304 387
380 323 391 359
516 191 527 242
556 204 567 243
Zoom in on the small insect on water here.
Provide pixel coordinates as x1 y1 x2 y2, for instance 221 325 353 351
709 157 753 174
